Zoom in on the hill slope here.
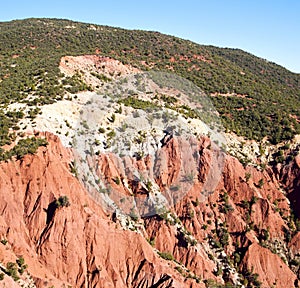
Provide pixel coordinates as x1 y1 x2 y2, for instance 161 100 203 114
0 18 299 145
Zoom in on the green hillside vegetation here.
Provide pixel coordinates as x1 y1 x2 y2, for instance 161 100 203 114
0 18 299 158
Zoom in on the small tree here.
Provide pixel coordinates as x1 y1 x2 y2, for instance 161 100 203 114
6 262 19 281
55 196 70 208
257 179 264 188
245 172 251 183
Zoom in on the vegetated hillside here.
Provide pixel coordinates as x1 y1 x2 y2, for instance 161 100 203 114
0 17 299 147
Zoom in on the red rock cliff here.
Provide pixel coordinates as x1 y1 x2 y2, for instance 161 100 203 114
0 133 299 287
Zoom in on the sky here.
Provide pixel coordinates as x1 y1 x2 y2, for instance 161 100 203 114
0 0 299 73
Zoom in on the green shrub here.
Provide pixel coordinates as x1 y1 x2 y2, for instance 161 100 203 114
69 161 78 177
147 237 155 247
5 262 19 281
114 177 120 185
91 72 111 82
55 196 70 208
158 251 174 261
108 114 116 123
107 130 116 139
118 96 157 110
16 257 25 267
16 256 27 275
257 179 264 188
0 239 7 245
245 172 251 182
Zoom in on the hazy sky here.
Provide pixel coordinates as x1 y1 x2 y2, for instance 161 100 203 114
1 0 299 73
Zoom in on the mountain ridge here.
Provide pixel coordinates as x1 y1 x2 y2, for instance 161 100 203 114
2 17 299 75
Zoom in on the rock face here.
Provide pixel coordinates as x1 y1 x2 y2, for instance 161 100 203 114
59 55 140 88
0 133 197 287
280 154 300 216
241 243 297 288
0 133 299 287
